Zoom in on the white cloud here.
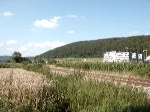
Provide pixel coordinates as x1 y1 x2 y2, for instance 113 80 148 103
6 40 18 45
145 32 149 35
3 12 14 16
7 48 14 51
27 43 34 47
23 41 65 56
51 16 62 22
67 30 76 35
128 31 150 36
0 43 4 47
66 14 78 18
19 47 28 53
0 40 65 57
34 16 61 29
128 31 140 36
27 41 65 49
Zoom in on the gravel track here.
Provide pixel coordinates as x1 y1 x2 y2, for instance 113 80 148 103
50 67 150 97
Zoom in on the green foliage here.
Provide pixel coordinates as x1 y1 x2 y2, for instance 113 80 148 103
3 60 11 63
0 63 21 68
21 64 72 111
1 63 149 111
56 62 150 78
22 64 52 78
34 58 45 64
12 51 22 63
36 35 150 58
53 74 150 112
12 51 32 64
0 64 72 112
0 86 71 112
48 59 57 64
21 57 32 64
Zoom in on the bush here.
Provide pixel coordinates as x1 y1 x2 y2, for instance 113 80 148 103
53 74 150 112
0 63 21 68
48 59 57 64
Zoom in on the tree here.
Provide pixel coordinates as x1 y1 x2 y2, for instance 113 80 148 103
22 57 32 64
12 51 22 63
35 35 150 58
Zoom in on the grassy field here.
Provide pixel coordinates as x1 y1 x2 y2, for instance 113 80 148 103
56 61 150 79
53 73 150 112
0 68 50 94
0 68 63 111
0 63 150 111
55 58 103 63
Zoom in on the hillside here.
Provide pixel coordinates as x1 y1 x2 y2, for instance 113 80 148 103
0 56 34 62
36 35 150 58
0 56 12 61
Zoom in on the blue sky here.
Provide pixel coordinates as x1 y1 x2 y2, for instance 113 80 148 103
0 0 150 56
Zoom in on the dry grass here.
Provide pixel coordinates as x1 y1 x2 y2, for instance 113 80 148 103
0 68 53 104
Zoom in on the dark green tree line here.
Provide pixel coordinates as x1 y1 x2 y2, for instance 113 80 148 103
36 35 150 58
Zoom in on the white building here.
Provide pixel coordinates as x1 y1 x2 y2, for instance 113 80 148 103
145 55 150 62
131 53 142 60
103 51 142 63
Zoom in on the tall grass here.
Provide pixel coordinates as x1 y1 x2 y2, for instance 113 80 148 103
53 74 150 112
55 58 103 63
22 63 53 79
0 62 21 68
56 62 150 78
0 63 150 111
0 67 71 111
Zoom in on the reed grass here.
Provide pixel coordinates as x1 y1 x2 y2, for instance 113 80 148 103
0 63 149 111
56 62 150 78
53 74 150 112
0 68 71 111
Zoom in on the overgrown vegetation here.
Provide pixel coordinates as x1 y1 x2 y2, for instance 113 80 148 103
0 63 150 111
53 74 150 112
0 62 21 68
22 64 52 79
56 62 150 78
11 51 32 63
0 65 71 112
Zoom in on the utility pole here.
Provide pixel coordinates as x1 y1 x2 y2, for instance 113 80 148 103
143 49 148 59
125 47 128 52
125 47 132 52
125 47 132 62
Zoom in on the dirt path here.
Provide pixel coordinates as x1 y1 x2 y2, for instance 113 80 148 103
49 65 150 97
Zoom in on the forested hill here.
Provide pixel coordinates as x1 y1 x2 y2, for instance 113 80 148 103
36 35 150 58
0 56 12 61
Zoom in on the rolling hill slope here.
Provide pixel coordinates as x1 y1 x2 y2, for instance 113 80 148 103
36 35 150 58
0 56 34 62
0 56 12 61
